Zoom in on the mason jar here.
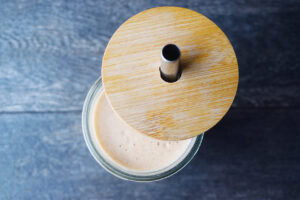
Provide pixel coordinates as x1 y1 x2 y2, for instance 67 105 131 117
82 77 204 182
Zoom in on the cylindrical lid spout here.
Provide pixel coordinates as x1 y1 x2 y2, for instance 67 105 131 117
160 44 181 83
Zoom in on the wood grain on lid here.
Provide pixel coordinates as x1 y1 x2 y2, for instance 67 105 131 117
102 7 239 140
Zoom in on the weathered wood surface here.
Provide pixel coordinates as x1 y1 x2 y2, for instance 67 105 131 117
0 110 299 199
0 0 300 199
0 0 299 112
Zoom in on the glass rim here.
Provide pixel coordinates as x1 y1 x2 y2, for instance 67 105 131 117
82 77 204 182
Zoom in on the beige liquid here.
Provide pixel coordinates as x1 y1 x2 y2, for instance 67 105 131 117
93 91 192 172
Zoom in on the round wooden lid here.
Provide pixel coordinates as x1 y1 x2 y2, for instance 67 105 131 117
102 7 238 140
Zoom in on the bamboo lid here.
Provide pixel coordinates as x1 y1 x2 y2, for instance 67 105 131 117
102 7 238 140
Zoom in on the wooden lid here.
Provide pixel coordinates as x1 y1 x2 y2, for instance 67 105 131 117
102 7 238 140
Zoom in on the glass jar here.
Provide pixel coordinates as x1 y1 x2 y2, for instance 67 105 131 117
82 77 204 182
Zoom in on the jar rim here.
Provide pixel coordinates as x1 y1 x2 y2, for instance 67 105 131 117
82 77 204 182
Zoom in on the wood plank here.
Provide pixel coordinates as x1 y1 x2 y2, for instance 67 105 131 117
0 109 299 199
0 1 299 112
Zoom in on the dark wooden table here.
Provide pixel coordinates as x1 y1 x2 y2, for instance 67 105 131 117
0 0 299 199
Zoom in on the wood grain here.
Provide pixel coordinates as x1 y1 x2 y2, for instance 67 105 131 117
1 109 299 199
102 7 238 140
0 0 299 199
0 1 299 112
